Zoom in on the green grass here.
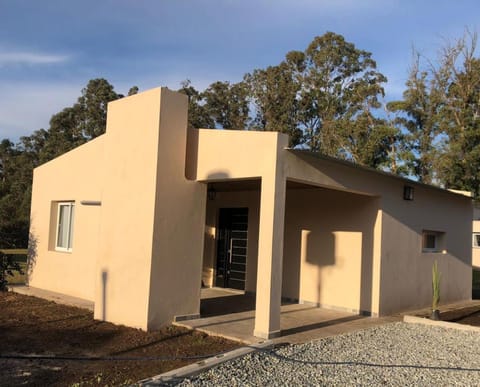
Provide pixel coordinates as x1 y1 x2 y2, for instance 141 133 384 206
7 262 27 285
1 249 28 285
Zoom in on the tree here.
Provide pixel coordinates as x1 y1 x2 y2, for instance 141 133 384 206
178 80 215 129
245 53 304 147
298 32 389 165
0 78 130 248
0 139 32 247
387 53 441 183
435 34 480 196
202 81 250 129
76 78 121 139
390 30 480 196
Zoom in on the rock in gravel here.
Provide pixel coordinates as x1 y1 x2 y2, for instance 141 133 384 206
177 322 480 386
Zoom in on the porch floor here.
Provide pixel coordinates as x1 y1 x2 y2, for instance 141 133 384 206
174 288 400 344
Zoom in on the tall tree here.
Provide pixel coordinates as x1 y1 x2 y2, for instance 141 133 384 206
437 42 480 196
76 78 121 139
245 52 304 146
0 78 129 248
390 30 480 196
298 32 389 164
178 80 215 129
202 81 250 129
387 53 441 183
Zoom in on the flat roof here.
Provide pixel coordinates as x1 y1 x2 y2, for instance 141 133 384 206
288 149 473 200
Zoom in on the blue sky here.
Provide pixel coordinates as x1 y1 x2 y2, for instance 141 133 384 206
0 0 479 140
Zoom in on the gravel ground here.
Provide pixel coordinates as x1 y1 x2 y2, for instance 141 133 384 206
177 322 480 386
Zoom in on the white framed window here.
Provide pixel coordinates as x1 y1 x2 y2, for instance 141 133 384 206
56 202 75 252
473 233 480 248
422 230 445 253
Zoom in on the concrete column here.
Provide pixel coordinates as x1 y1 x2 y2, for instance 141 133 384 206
254 174 286 339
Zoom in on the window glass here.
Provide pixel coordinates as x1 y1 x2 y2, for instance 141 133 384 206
424 234 436 249
422 230 445 253
56 202 74 251
474 233 480 248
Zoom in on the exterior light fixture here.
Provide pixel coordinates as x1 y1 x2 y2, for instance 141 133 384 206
403 185 414 201
207 188 216 201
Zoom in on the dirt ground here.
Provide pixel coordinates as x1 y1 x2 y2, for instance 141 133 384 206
0 291 239 386
441 305 480 327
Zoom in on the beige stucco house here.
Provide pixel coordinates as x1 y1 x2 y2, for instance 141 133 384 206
28 87 473 339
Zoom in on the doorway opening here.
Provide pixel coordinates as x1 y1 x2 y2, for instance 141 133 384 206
215 207 248 290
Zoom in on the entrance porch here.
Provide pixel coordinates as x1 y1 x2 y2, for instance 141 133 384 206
174 288 396 344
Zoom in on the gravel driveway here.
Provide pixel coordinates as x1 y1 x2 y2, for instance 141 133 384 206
178 322 480 386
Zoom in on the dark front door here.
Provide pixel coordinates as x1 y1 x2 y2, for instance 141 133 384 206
215 208 248 290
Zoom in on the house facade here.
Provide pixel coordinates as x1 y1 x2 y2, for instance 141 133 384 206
28 87 472 339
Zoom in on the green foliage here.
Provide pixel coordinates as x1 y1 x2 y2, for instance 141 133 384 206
4 30 480 249
390 31 480 197
178 80 215 129
387 53 441 183
0 79 131 248
245 32 394 166
245 58 304 146
432 260 441 310
0 251 23 291
203 81 250 129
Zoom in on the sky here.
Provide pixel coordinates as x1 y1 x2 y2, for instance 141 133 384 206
0 0 479 141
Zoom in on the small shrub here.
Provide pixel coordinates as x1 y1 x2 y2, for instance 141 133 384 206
0 251 24 291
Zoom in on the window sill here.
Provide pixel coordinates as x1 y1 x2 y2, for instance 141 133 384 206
54 248 73 253
422 249 447 254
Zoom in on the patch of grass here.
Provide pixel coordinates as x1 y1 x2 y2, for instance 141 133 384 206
0 251 27 286
7 261 27 285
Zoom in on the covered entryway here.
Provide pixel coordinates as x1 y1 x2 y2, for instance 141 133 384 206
215 207 248 290
201 180 261 294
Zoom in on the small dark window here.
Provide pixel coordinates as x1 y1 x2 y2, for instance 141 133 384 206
424 234 436 249
422 230 445 253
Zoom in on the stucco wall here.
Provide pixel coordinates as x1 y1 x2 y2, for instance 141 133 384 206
380 183 472 315
282 151 472 315
283 187 380 314
28 137 104 301
94 88 205 330
202 189 260 292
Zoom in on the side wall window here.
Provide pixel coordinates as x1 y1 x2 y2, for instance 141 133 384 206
474 233 480 248
56 202 75 252
422 230 445 253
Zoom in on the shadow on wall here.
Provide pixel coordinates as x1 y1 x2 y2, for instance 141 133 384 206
302 229 335 307
283 189 377 315
101 269 108 321
185 128 199 180
26 229 38 285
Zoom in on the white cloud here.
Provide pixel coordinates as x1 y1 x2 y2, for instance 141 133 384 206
0 51 69 66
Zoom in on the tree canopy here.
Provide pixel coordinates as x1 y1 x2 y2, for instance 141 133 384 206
389 31 480 196
2 31 480 248
0 79 134 248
